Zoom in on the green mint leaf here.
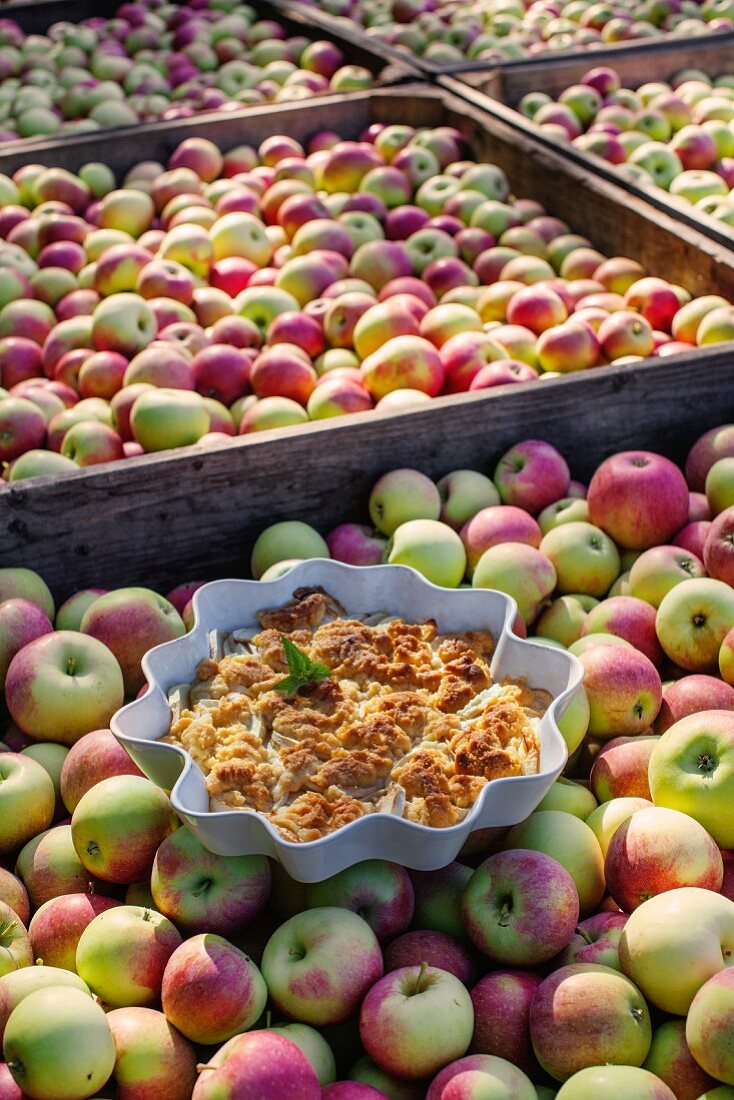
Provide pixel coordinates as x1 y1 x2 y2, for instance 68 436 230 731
274 636 331 694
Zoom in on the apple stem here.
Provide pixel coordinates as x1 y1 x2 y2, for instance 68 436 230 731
66 655 76 676
195 1064 213 1075
265 1011 272 1030
415 960 428 994
575 926 594 945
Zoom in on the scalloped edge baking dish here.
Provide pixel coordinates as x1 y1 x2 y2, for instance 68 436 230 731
111 560 583 882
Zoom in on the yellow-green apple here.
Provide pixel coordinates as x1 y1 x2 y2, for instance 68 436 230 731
504 810 605 914
76 904 182 1008
360 334 444 399
558 685 592 754
130 388 210 453
60 728 144 813
569 632 634 656
530 962 651 1081
425 1053 536 1099
0 901 31 978
385 519 467 587
460 506 542 577
580 644 662 738
28 893 119 973
493 439 570 515
537 320 600 372
558 911 629 970
307 377 371 420
250 520 328 578
656 578 734 670
555 1064 676 1098
534 594 593 647
368 469 441 536
469 970 541 1074
628 544 704 608
305 860 413 942
0 397 46 463
436 471 500 532
359 964 473 1080
581 595 662 665
384 931 476 986
419 303 481 349
0 965 92 1048
81 587 185 696
410 862 473 943
605 805 723 910
150 826 269 935
15 824 104 910
588 451 689 550
159 224 214 280
123 344 195 390
5 629 123 747
192 1031 321 1099
326 524 387 566
107 1006 197 1100
240 395 309 433
462 849 579 965
536 776 597 818
0 872 28 927
90 293 157 358
586 797 653 856
269 1023 336 1088
3 986 115 1100
619 886 734 1014
644 1017 717 1099
706 457 734 515
0 599 53 691
590 735 659 802
72 775 178 885
538 498 590 534
262 908 383 1026
0 752 56 858
0 572 53 624
540 521 620 598
161 933 266 1045
98 188 154 237
473 542 556 625
655 673 734 732
685 424 734 491
704 506 734 587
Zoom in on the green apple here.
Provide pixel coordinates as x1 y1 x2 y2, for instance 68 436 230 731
555 1064 677 1098
436 469 500 530
368 468 441 536
5 632 124 746
648 709 734 848
0 568 54 620
504 809 606 914
385 519 467 588
0 966 91 1042
706 457 734 514
250 521 329 579
686 969 734 1086
270 1023 336 1086
619 887 734 1015
0 900 32 978
0 754 55 857
76 905 182 1008
55 589 106 632
586 797 652 857
536 777 598 819
558 685 591 755
540 522 621 598
656 578 734 670
538 497 590 534
4 986 115 1098
534 594 596 647
130 389 210 453
473 543 557 626
20 743 68 806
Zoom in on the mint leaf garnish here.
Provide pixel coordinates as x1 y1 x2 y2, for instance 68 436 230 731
273 635 330 695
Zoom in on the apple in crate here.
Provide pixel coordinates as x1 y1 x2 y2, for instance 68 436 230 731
262 908 383 1026
359 964 474 1080
5 632 124 745
461 849 579 965
107 1007 198 1100
587 451 689 549
193 1031 321 1100
2 987 115 1100
76 904 182 1008
0 753 55 856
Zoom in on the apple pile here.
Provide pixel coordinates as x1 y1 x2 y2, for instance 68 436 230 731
293 0 733 65
7 444 734 1095
0 0 374 144
518 63 734 228
3 127 734 479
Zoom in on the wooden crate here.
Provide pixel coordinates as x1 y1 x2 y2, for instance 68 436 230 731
270 0 734 78
3 85 734 599
443 37 734 250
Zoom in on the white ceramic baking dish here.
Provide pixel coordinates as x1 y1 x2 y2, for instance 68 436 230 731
111 559 583 882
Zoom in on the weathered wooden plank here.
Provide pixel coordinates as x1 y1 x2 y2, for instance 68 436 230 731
3 349 733 600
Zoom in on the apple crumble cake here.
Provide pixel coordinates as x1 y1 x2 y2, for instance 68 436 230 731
164 587 550 842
